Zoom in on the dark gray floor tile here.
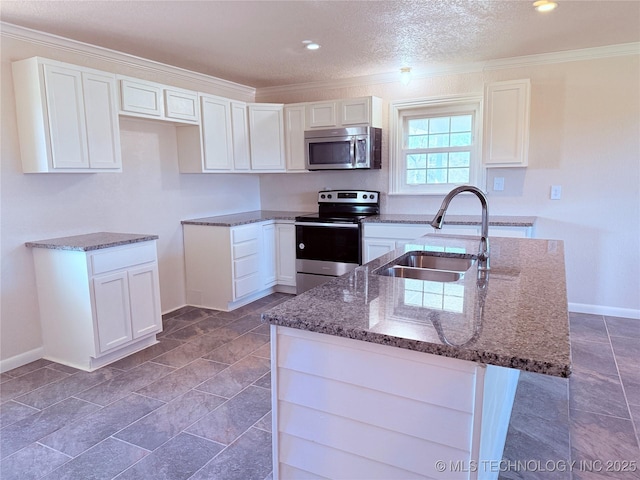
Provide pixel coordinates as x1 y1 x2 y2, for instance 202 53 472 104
203 333 270 365
15 367 121 410
252 342 271 359
108 338 184 371
225 313 263 336
186 385 271 445
162 305 195 321
253 371 271 389
0 397 100 459
573 469 640 480
187 328 243 354
501 428 571 479
605 316 640 339
42 437 147 480
190 428 272 480
74 362 175 406
570 408 639 466
3 360 53 378
39 393 163 457
510 372 569 424
46 363 83 375
196 355 270 399
569 370 630 418
618 366 640 407
114 433 223 480
251 323 271 336
570 339 618 376
157 317 193 338
0 373 13 383
610 335 640 367
254 411 272 433
136 358 228 402
629 403 640 433
163 316 232 341
0 400 39 428
570 313 609 344
172 307 219 323
0 442 70 480
0 368 70 403
114 390 226 451
150 341 219 369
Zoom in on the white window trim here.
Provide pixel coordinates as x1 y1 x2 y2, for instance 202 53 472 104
389 94 484 196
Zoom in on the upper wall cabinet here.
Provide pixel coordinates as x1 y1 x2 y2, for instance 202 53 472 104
12 57 122 173
306 96 383 129
248 103 286 172
483 79 531 167
284 104 307 172
118 76 199 124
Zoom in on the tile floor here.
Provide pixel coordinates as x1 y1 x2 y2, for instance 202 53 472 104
1 297 638 480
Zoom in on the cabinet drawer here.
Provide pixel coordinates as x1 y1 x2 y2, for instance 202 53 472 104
234 255 259 278
120 78 163 117
234 273 261 299
232 240 258 259
232 225 260 244
90 242 156 275
165 88 199 122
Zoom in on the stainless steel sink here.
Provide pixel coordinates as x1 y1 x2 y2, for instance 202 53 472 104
374 251 476 282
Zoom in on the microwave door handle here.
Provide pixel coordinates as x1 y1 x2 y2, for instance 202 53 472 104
350 137 357 168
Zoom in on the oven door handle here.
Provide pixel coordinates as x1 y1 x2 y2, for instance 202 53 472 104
295 222 359 229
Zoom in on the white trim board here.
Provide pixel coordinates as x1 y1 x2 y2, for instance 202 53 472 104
0 22 256 102
569 303 640 320
0 347 45 374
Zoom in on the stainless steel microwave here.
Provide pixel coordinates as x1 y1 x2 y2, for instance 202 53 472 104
304 126 381 170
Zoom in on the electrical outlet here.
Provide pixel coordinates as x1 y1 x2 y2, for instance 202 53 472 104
493 177 505 191
550 185 562 200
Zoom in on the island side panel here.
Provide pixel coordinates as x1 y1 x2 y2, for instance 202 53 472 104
271 325 487 480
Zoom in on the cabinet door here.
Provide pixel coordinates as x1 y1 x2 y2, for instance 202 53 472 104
120 78 163 117
42 64 89 169
307 101 337 128
231 101 251 170
248 104 285 171
201 95 233 170
284 105 307 171
340 98 370 126
483 79 530 167
93 271 133 353
128 263 162 338
82 72 122 170
363 238 397 263
165 88 199 122
276 223 296 286
262 223 277 287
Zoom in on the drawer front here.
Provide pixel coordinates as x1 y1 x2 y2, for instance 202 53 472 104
234 255 259 278
91 242 157 275
120 79 163 117
232 224 260 244
232 239 258 259
234 273 261 299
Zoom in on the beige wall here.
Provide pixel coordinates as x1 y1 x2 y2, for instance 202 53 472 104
1 36 260 365
257 55 640 316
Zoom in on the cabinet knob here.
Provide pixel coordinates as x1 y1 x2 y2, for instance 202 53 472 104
299 243 305 250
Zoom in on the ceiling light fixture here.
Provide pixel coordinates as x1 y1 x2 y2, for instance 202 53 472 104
400 67 412 86
302 40 321 50
533 0 558 12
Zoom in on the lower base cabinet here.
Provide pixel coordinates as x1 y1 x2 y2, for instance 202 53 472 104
183 220 296 311
31 241 162 371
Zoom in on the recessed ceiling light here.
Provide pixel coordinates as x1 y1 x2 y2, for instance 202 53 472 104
533 0 558 12
302 40 321 50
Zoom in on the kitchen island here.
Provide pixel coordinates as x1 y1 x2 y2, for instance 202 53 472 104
262 234 570 480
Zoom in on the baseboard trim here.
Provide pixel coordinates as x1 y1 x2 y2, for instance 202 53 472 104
0 347 45 374
569 303 640 320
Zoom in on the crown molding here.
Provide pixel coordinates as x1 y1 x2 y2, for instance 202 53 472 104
257 42 640 97
0 22 256 100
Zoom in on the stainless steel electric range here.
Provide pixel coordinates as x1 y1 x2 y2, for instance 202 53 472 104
294 190 380 294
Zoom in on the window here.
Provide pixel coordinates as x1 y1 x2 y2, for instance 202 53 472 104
390 95 482 195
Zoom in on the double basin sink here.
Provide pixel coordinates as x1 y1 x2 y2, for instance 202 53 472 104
374 251 477 282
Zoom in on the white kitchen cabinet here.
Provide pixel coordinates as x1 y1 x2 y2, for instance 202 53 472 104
306 96 383 129
231 101 251 170
284 104 307 172
200 94 234 170
262 223 277 287
483 79 531 167
118 75 199 124
12 57 122 173
362 224 434 262
276 222 296 286
30 240 162 371
248 103 286 171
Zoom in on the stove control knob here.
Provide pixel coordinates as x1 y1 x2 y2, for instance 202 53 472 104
320 194 325 199
327 194 332 199
299 243 305 250
362 194 367 199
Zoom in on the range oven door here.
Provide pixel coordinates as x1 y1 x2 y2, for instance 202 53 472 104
295 221 361 293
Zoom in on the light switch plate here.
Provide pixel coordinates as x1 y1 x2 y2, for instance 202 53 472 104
493 177 505 191
550 185 562 200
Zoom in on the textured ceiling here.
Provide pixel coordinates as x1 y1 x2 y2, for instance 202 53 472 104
1 1 639 88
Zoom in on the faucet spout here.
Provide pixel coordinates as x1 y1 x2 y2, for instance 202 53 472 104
430 185 490 271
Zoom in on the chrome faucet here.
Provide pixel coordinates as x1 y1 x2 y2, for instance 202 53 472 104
430 186 490 271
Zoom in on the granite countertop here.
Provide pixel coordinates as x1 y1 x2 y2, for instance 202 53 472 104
263 234 571 377
181 210 312 227
363 214 537 227
25 232 159 251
